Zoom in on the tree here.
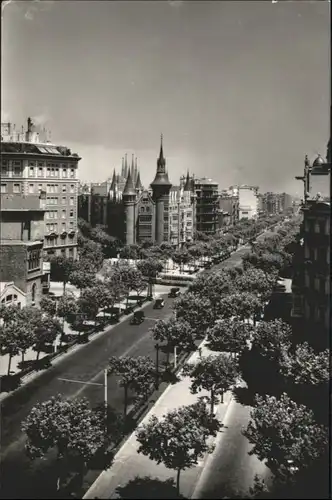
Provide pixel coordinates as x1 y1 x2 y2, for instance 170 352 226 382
68 269 96 294
136 258 163 297
21 395 106 491
50 256 77 293
0 322 21 375
173 292 213 337
150 316 196 366
119 244 140 260
216 292 263 323
243 393 328 481
78 284 111 324
57 293 78 332
183 354 238 415
40 296 57 317
188 271 234 317
233 268 277 299
108 356 155 417
34 317 62 361
172 249 190 272
207 319 253 356
15 307 41 364
78 237 104 271
136 400 221 496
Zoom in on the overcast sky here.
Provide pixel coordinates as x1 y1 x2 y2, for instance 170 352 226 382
1 0 330 195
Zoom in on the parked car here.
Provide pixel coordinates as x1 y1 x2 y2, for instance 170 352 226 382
131 310 145 325
168 287 180 298
154 298 165 309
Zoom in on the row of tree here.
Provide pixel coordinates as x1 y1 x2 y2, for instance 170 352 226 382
18 215 293 496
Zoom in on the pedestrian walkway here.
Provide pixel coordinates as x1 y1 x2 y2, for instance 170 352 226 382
83 340 234 500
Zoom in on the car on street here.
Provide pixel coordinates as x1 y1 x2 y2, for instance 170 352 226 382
168 287 180 298
153 298 165 309
130 310 145 324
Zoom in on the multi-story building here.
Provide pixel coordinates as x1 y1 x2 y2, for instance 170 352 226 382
259 191 293 215
238 185 259 220
218 190 239 228
291 152 330 349
0 192 46 307
169 173 195 247
1 118 81 259
194 178 219 235
79 138 197 245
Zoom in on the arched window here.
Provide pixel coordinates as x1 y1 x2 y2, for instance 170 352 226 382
31 283 36 304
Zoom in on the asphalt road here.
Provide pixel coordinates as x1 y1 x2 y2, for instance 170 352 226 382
0 241 263 499
192 397 271 499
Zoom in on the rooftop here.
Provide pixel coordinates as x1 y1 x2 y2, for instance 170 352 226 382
1 141 80 158
0 239 43 246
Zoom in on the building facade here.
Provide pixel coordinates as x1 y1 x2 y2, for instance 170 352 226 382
238 185 259 220
218 190 239 228
194 178 219 235
79 138 196 245
259 191 293 215
0 192 46 307
1 118 81 259
291 152 331 348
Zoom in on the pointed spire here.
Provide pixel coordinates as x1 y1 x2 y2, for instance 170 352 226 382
131 154 135 179
135 170 143 191
184 170 191 191
134 157 138 184
124 153 128 178
123 167 136 196
110 168 116 190
151 134 171 189
121 157 125 177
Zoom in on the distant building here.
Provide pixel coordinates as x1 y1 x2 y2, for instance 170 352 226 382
291 152 331 348
259 191 293 215
0 192 47 307
237 185 259 220
194 178 219 235
1 117 81 259
218 190 239 228
78 137 197 245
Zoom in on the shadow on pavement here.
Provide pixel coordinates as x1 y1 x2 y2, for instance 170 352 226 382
232 386 256 407
115 475 187 499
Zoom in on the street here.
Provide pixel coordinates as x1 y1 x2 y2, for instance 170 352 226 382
0 242 261 499
192 397 271 499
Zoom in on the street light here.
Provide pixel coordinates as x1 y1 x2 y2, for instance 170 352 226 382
155 342 160 390
58 368 108 409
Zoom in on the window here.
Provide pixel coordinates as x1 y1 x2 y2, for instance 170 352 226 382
70 169 75 178
70 184 75 193
1 184 7 194
47 168 51 177
62 185 67 193
62 209 66 219
29 167 34 177
38 167 43 177
62 222 66 230
38 184 43 192
13 183 21 193
146 206 150 213
69 221 74 228
29 184 34 194
51 168 55 177
31 284 36 304
69 248 74 257
69 209 74 218
14 167 22 176
140 206 145 213
38 162 44 167
69 197 74 206
1 166 8 176
14 161 21 166
62 168 67 178
55 168 59 178
62 196 66 205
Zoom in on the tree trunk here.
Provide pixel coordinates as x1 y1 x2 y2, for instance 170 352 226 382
210 388 214 416
176 468 181 497
7 354 12 376
63 280 66 294
221 390 224 403
36 349 41 362
21 351 25 364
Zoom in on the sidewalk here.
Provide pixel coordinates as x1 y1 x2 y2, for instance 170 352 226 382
83 340 234 500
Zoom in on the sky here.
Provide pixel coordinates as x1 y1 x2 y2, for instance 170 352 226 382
1 0 330 195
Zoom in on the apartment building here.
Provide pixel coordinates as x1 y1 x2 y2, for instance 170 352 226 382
194 178 219 235
291 152 330 349
1 118 81 259
169 174 195 247
238 185 259 220
0 193 46 307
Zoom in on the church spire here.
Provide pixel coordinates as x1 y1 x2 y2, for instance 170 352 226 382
124 153 128 178
121 157 125 178
110 168 116 190
184 170 191 191
150 134 171 189
123 166 136 196
135 170 143 191
131 154 135 179
134 157 138 184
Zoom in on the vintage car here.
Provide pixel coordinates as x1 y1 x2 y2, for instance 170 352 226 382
153 298 165 309
131 310 145 325
168 287 180 298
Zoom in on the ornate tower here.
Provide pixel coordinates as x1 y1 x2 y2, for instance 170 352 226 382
150 134 172 243
122 168 136 244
